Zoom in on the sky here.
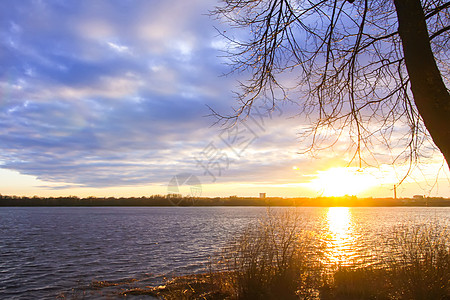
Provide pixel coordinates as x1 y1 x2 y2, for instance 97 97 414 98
0 0 449 199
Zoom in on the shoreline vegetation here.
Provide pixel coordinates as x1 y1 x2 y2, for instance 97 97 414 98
1 194 450 207
65 210 449 299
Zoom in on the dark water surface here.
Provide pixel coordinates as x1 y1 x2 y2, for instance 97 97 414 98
0 206 449 299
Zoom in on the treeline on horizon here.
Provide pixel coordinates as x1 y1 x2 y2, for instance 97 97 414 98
0 194 449 207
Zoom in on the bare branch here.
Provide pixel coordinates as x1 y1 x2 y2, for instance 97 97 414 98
211 0 450 177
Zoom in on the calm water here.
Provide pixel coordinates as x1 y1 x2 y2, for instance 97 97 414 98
0 206 449 299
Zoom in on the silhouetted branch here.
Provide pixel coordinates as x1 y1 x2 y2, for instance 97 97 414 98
211 0 450 175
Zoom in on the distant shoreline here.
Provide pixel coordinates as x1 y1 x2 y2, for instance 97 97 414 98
1 194 449 207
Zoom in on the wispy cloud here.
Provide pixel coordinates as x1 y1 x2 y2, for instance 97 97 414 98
0 1 447 197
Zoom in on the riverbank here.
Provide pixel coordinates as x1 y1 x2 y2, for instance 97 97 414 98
1 194 449 207
66 210 450 299
3 207 448 299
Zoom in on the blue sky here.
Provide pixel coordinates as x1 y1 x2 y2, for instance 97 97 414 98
0 0 448 198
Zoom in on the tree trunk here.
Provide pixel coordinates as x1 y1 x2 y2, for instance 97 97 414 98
394 0 450 168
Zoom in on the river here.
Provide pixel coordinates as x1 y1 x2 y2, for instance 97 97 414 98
0 206 449 299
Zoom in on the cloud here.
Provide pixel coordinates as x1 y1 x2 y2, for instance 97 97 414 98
0 1 447 197
0 1 231 186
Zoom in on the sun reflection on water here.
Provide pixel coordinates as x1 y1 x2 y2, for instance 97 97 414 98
325 207 356 266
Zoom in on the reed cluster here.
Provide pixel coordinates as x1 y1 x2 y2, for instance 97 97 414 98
206 210 450 300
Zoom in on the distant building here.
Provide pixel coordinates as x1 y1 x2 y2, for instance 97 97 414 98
260 193 266 199
413 195 424 200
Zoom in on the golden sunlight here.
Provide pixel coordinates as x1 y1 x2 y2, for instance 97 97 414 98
325 207 356 265
327 207 351 237
306 167 379 197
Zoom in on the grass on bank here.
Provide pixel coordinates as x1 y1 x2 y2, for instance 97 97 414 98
211 210 324 299
85 209 449 299
320 222 450 299
190 210 449 299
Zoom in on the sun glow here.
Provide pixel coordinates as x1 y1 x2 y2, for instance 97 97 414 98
325 207 356 265
306 167 379 197
327 207 351 237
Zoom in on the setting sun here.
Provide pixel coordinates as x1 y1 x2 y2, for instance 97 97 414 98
306 167 379 197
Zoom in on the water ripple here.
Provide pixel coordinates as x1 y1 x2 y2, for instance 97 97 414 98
0 206 448 299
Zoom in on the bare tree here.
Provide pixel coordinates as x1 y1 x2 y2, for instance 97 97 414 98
211 0 450 171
